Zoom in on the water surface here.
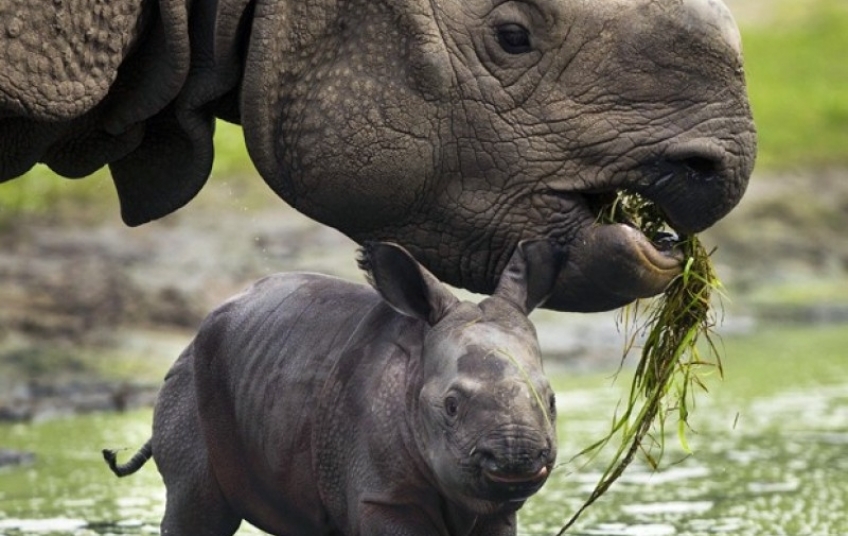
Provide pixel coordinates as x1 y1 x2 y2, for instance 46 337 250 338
1 325 846 535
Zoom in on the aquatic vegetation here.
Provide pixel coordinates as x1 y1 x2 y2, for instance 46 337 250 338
557 194 724 534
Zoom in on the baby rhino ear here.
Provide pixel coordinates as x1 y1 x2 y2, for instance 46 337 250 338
358 242 459 325
494 240 565 314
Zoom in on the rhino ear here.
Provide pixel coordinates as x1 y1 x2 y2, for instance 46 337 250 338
358 242 459 326
494 240 565 314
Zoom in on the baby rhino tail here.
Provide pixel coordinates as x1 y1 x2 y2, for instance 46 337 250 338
102 440 153 477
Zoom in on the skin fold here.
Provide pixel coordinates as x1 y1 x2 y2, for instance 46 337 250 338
0 0 757 312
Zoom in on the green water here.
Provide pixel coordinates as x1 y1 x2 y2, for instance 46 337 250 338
1 325 846 536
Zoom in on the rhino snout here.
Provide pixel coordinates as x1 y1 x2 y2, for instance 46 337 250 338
471 432 555 497
637 137 751 235
478 450 551 482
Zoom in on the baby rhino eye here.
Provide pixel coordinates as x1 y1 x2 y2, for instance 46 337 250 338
496 23 532 54
444 396 459 417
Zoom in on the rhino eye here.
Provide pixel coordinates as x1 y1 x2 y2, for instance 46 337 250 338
496 23 532 54
444 396 460 417
548 394 557 417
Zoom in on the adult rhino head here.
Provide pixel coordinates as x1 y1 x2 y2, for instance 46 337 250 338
0 0 755 312
242 0 756 312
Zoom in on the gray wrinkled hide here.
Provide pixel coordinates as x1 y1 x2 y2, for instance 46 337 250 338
147 241 560 535
0 0 756 312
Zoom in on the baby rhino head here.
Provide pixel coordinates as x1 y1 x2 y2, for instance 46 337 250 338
360 240 562 513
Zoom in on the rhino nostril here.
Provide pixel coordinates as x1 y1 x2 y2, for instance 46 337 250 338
678 155 719 180
661 140 727 184
471 446 495 463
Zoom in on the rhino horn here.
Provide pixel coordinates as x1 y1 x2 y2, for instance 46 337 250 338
494 241 565 315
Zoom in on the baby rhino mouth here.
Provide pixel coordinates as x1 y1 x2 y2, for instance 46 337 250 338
476 449 554 502
483 465 549 495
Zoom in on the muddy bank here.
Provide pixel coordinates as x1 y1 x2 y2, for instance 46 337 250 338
0 203 362 346
0 379 158 424
704 169 848 292
0 193 363 422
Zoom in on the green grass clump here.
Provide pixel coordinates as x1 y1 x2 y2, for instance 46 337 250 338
557 194 724 534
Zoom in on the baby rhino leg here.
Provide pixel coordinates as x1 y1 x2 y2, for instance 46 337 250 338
159 463 240 536
153 352 241 536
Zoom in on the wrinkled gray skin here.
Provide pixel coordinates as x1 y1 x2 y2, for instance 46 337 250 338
106 241 561 536
0 0 756 311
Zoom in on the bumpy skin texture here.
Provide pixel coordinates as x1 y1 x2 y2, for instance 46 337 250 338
150 242 560 536
0 0 757 311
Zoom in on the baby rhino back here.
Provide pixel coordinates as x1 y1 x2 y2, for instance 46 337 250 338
169 272 389 534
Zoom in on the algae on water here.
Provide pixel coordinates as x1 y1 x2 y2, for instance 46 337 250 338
557 194 725 535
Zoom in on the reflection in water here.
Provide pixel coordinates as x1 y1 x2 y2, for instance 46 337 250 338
1 376 846 535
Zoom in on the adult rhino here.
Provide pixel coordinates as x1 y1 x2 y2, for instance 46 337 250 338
0 0 756 312
104 241 561 535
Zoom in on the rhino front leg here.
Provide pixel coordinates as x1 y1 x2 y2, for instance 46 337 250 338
468 511 517 536
359 501 517 536
358 502 445 536
159 466 241 536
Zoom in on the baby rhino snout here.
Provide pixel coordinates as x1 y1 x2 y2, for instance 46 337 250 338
472 428 555 494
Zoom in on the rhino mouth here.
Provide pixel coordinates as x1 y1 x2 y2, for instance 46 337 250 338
544 188 687 312
584 190 685 260
478 460 552 502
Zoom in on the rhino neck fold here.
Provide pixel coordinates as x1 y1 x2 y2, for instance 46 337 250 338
403 352 441 492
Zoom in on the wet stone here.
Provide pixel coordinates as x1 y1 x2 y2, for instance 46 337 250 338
0 448 35 468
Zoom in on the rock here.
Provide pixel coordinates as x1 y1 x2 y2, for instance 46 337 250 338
0 448 35 468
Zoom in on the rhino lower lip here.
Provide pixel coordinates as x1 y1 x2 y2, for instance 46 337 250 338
586 190 683 257
635 224 685 261
576 190 685 270
539 189 688 310
617 223 685 271
553 188 681 254
483 465 549 485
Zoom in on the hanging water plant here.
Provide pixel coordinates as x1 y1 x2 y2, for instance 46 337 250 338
557 193 725 535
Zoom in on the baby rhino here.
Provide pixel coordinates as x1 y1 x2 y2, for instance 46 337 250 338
104 241 561 536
